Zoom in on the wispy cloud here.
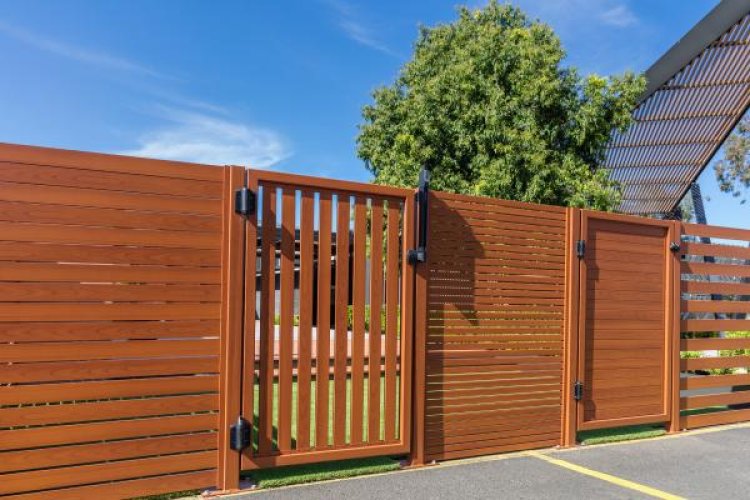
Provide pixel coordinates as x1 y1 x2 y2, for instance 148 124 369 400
324 0 398 56
517 0 639 29
121 107 291 168
0 19 170 79
599 4 638 28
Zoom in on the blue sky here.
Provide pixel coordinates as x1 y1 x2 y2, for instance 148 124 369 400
0 0 746 227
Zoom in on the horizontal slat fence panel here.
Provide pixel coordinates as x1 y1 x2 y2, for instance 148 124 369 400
679 222 750 430
423 191 565 461
241 171 414 469
0 144 237 498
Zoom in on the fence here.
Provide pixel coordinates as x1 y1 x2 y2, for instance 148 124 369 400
679 223 750 430
414 192 567 462
1 143 750 498
0 144 244 498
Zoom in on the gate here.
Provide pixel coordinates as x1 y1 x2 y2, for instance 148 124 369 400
574 211 679 431
415 191 569 462
239 170 415 469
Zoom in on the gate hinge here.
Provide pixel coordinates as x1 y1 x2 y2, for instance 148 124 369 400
576 240 586 259
234 187 255 217
574 380 584 401
229 416 251 452
408 247 426 265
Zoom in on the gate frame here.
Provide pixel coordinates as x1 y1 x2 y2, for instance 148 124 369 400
237 169 417 471
566 210 681 436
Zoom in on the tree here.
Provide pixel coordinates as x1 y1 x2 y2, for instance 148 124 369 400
357 2 645 210
714 115 750 204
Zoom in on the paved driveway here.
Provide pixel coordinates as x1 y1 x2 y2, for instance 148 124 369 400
233 425 750 499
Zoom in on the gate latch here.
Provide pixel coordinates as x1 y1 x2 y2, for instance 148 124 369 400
574 380 584 401
235 187 255 217
229 416 251 452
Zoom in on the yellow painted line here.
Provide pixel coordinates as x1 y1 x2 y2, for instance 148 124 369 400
527 451 685 500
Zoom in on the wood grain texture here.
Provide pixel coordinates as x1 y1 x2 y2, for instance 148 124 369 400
244 178 411 467
0 145 226 498
423 191 565 462
577 214 671 432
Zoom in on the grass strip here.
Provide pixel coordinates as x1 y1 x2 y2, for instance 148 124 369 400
243 456 400 489
578 425 666 445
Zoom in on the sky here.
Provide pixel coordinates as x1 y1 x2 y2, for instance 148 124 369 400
0 0 747 228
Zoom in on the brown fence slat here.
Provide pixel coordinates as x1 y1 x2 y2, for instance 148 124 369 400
0 394 218 428
0 142 223 181
683 241 750 260
682 261 750 278
0 451 215 495
350 197 367 445
277 187 296 452
258 185 277 455
0 320 218 342
0 375 219 406
6 471 217 500
0 160 222 198
297 190 315 451
316 192 333 448
0 357 218 383
0 181 221 215
0 200 221 232
241 172 258 464
682 222 750 241
0 221 220 249
681 318 750 332
0 339 219 363
0 242 220 266
334 195 350 447
0 433 216 474
384 202 400 443
368 201 384 443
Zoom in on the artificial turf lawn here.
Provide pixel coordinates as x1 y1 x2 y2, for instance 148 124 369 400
577 424 667 445
252 375 399 449
242 456 400 489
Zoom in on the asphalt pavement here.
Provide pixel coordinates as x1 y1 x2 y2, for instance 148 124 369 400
231 425 750 499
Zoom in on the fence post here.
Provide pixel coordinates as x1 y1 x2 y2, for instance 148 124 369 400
409 170 429 466
217 166 246 491
562 207 581 447
668 220 683 433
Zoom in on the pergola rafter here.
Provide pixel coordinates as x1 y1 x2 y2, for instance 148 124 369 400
604 0 750 215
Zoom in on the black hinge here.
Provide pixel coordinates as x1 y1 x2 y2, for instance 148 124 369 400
669 241 681 252
576 239 586 259
234 187 255 217
229 416 251 452
574 380 584 401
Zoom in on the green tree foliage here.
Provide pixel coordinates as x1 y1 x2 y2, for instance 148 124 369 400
357 2 645 210
714 115 750 204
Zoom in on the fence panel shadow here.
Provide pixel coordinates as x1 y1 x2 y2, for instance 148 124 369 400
422 191 567 461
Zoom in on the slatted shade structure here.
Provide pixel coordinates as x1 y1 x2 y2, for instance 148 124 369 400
604 1 750 215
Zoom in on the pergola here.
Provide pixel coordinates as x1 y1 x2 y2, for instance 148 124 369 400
604 0 750 216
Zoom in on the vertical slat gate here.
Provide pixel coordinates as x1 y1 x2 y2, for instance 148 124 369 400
241 171 414 469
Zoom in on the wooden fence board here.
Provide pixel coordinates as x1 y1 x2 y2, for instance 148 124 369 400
422 191 565 461
0 144 233 497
